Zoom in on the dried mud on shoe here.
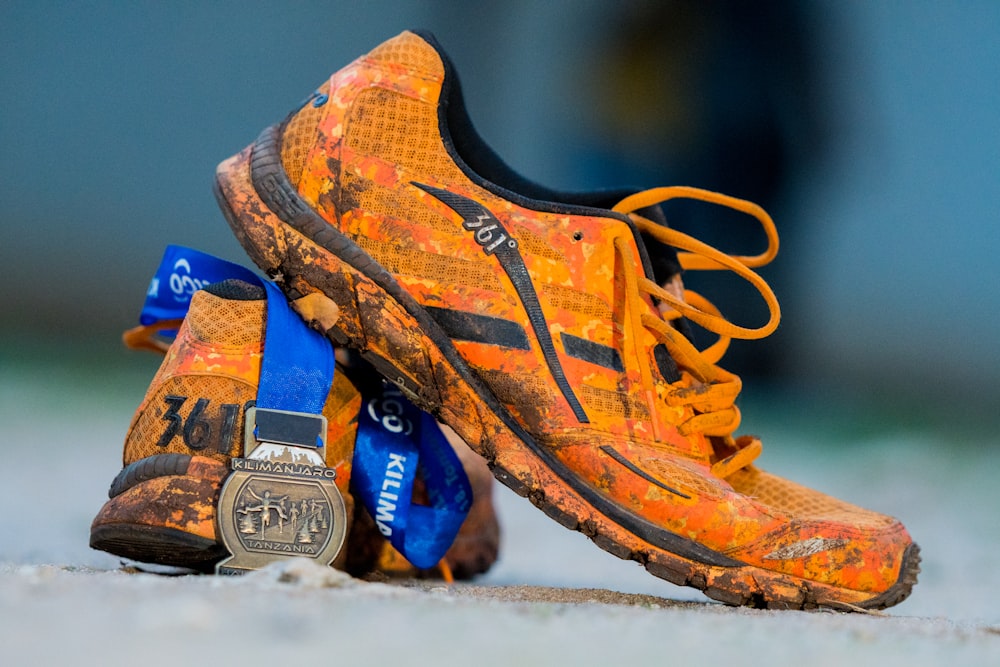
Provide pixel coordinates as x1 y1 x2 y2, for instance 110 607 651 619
213 29 919 610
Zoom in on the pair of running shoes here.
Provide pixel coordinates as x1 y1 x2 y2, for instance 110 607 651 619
91 30 918 609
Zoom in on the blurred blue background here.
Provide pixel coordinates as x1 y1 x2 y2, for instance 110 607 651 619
2 0 999 432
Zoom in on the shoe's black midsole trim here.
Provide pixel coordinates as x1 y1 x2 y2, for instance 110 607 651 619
245 124 743 569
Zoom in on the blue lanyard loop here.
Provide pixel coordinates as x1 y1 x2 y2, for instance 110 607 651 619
353 382 472 568
139 245 471 568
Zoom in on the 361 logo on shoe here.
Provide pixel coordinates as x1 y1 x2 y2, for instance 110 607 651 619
157 395 254 454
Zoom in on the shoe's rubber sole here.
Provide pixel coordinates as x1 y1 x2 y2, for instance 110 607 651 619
89 454 228 572
91 450 498 580
89 524 225 573
213 129 920 610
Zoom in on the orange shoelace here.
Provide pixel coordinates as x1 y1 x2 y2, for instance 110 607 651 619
611 186 781 477
122 319 184 354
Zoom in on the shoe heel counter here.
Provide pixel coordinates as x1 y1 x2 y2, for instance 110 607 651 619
121 295 265 466
122 371 258 466
280 79 331 189
286 31 448 211
362 31 445 80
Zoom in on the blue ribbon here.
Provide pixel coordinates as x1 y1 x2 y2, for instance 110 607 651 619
255 280 333 418
141 246 333 427
353 383 472 569
139 245 472 567
140 245 260 325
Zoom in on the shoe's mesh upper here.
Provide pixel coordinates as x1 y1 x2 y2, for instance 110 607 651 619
329 85 469 239
728 467 892 527
357 234 505 294
355 182 461 234
184 292 266 348
636 455 734 498
277 36 468 263
577 384 651 422
540 283 614 322
342 77 649 427
347 86 461 181
365 31 445 78
471 366 554 428
282 81 330 187
338 83 658 435
509 226 567 263
123 290 360 480
124 292 266 465
125 373 258 465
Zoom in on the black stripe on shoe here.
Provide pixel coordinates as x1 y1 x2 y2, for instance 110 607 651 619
561 332 624 372
426 306 531 350
413 182 589 424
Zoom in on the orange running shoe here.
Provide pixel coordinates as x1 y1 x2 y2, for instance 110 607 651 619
90 279 499 578
213 30 918 609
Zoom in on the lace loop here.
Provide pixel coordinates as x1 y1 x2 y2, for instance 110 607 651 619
612 186 782 477
710 437 763 479
633 220 780 340
613 185 779 269
122 320 183 355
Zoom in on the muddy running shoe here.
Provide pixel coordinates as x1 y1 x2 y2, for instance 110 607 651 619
213 30 918 609
89 279 499 578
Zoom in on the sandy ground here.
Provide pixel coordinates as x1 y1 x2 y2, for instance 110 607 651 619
2 356 999 665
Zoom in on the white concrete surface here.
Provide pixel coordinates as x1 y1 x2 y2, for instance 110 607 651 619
1 360 998 665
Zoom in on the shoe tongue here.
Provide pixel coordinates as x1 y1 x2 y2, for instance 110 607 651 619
579 192 681 286
633 204 683 285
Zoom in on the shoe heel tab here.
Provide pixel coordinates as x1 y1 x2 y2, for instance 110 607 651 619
364 30 446 80
203 279 266 301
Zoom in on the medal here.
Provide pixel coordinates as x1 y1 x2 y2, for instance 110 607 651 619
216 407 347 574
